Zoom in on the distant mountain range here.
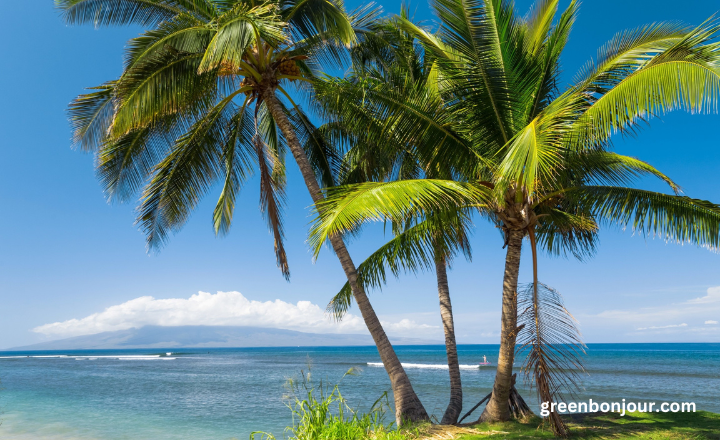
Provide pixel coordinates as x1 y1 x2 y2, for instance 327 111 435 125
10 326 440 350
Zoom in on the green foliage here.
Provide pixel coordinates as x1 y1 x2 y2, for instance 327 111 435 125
327 209 473 320
309 0 720 434
57 0 370 279
251 368 422 440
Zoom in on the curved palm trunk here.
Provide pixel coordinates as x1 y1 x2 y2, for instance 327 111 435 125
479 229 524 422
436 256 463 425
262 90 429 424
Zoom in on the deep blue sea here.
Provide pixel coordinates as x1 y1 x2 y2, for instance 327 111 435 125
0 343 718 439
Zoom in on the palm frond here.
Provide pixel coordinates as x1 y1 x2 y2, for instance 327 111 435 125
68 81 117 152
198 4 284 73
523 0 577 122
285 0 356 45
431 0 515 145
255 131 290 278
516 282 586 437
111 51 216 137
97 125 163 202
124 13 213 69
309 180 492 257
568 20 720 147
524 0 558 55
567 151 680 193
213 102 256 236
313 75 486 178
567 186 720 250
290 108 343 188
55 0 183 26
574 21 697 88
327 209 473 319
494 114 566 199
573 58 720 147
534 208 598 261
136 92 240 248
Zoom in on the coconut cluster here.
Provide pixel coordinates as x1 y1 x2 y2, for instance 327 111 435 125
240 77 254 96
218 61 238 76
277 60 301 79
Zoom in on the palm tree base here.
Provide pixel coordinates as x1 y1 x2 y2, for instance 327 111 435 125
476 375 534 423
458 375 534 424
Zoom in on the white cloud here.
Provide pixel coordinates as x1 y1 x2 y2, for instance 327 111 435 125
637 323 687 331
706 320 719 325
686 286 720 304
33 291 437 339
578 285 720 341
382 319 436 332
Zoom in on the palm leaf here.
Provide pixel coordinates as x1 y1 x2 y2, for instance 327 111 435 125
55 0 184 26
213 102 256 236
567 151 680 192
254 130 290 278
534 208 598 261
567 186 720 250
327 210 473 319
198 4 284 73
111 51 216 137
574 59 720 147
516 282 586 437
124 13 213 69
524 0 558 55
284 0 356 45
68 81 117 152
137 92 241 248
309 179 492 257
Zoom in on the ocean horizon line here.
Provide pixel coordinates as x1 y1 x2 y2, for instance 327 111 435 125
2 341 719 352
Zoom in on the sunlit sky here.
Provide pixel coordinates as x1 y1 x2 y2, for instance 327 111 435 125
0 0 719 349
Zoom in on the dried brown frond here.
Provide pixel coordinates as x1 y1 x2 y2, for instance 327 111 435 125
516 282 587 437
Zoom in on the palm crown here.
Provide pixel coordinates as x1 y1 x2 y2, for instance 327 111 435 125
60 0 373 277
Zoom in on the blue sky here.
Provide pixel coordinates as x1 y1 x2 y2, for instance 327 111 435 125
0 0 719 349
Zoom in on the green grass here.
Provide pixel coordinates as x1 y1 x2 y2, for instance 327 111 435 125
456 411 720 439
250 367 427 440
255 370 719 439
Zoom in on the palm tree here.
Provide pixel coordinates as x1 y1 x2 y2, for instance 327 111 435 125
307 0 720 431
56 0 430 423
313 13 475 423
327 211 474 425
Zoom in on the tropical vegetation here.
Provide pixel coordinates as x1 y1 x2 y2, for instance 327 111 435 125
57 0 720 437
254 371 720 440
56 0 428 423
250 368 427 440
307 0 720 435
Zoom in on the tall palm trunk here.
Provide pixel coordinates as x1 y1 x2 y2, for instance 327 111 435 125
479 229 524 422
262 90 429 424
436 256 463 425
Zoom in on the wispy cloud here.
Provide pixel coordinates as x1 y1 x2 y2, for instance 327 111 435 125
33 291 437 339
579 285 720 341
706 320 719 325
637 323 687 331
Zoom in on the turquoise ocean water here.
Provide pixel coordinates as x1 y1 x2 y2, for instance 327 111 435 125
0 343 718 439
